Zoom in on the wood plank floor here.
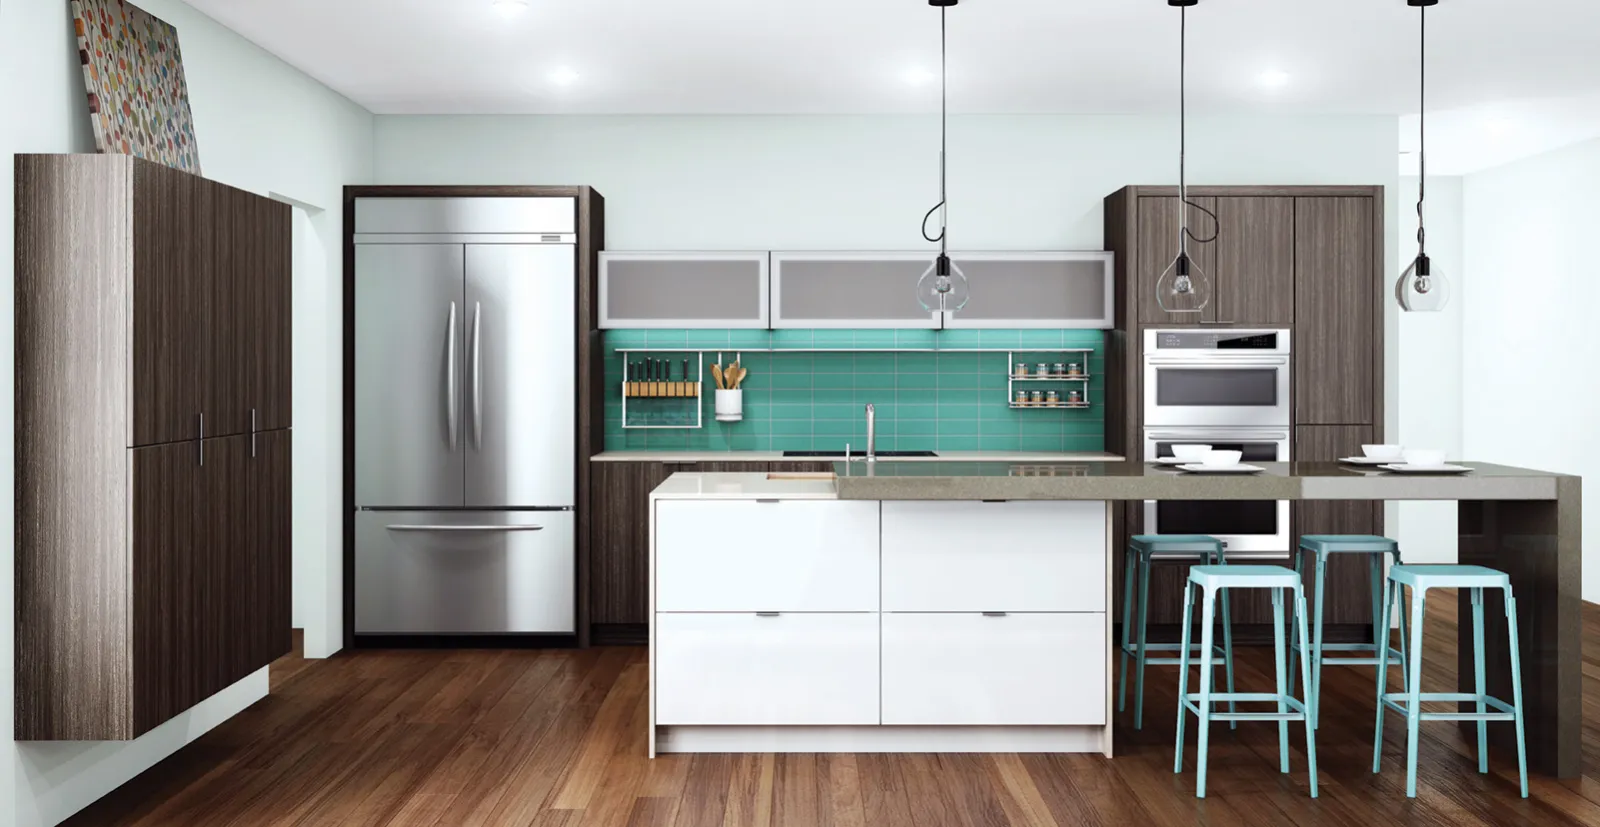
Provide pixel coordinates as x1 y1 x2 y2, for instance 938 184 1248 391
65 594 1600 826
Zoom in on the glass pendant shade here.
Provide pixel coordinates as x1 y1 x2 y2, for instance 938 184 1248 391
1395 253 1449 312
917 255 970 313
1155 252 1212 314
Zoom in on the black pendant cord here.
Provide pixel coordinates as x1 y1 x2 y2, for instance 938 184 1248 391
921 4 948 251
1416 3 1427 258
1177 3 1219 253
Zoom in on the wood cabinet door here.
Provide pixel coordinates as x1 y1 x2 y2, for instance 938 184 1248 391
253 201 293 432
1295 197 1377 424
589 461 670 625
1136 196 1218 324
1293 425 1382 626
202 183 256 438
130 439 201 735
131 162 203 447
195 434 253 700
248 430 294 669
1213 197 1295 326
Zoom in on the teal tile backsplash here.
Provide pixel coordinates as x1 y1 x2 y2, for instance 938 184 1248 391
603 329 1106 453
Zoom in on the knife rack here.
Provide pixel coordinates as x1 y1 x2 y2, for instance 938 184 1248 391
617 348 706 429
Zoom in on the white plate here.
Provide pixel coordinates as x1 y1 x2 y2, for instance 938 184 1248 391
1378 463 1472 475
1150 458 1188 466
1177 464 1264 474
1340 456 1398 465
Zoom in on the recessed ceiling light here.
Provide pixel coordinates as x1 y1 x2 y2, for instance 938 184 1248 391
493 0 528 19
1257 70 1291 89
902 67 937 87
549 67 580 86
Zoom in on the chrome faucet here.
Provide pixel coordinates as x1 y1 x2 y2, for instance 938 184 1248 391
864 403 877 463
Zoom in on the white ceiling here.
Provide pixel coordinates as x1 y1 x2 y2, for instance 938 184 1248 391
186 0 1600 173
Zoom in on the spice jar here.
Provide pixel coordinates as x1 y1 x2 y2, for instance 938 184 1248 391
1014 362 1028 378
1052 362 1067 377
1014 389 1029 406
1068 390 1083 406
1068 362 1082 377
1030 390 1044 405
1045 390 1060 406
1035 362 1049 377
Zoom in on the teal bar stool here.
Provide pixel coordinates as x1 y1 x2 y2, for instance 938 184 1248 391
1374 564 1528 799
1289 534 1409 728
1119 535 1234 730
1175 565 1318 800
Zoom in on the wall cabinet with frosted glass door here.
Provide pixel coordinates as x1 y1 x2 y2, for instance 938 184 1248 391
940 251 1115 329
770 251 943 329
599 251 769 328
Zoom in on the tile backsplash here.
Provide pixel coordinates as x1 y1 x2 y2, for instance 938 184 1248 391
602 329 1107 453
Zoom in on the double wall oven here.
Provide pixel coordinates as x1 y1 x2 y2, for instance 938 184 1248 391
1143 329 1292 559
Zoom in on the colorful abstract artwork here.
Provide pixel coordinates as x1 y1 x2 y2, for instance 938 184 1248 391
71 0 201 172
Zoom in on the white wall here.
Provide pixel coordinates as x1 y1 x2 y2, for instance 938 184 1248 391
0 0 373 824
1395 175 1465 563
1462 138 1600 600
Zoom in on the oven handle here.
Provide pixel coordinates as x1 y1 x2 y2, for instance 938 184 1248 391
1146 430 1290 441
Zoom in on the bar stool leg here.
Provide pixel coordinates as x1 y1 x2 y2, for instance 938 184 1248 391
1118 548 1136 715
1392 551 1408 694
1289 548 1304 699
1404 585 1428 798
1472 587 1488 774
1133 553 1152 730
1310 552 1328 730
1195 586 1218 799
1215 551 1237 730
1373 570 1395 774
1505 591 1529 799
1272 588 1289 773
1369 552 1383 664
1294 584 1319 799
1174 580 1196 774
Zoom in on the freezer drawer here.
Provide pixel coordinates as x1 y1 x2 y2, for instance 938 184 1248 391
355 510 574 634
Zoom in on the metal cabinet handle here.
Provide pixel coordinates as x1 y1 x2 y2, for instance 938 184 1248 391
755 612 781 617
982 612 1008 617
251 408 257 458
385 524 544 532
471 301 482 450
198 412 204 466
446 302 458 450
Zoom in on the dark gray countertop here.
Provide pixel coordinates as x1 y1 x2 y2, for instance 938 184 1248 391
831 461 1573 501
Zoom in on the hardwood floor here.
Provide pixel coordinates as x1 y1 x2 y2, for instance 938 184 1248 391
66 597 1600 826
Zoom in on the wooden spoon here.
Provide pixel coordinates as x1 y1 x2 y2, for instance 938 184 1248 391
710 363 725 390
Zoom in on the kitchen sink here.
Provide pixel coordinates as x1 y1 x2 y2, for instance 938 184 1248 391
781 450 938 458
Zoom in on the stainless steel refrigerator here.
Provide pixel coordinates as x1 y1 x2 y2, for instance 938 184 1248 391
354 198 576 635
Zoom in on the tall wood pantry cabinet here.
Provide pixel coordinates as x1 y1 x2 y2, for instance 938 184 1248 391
14 154 293 740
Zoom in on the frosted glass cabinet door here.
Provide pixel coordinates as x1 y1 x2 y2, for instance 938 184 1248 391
599 251 769 328
770 252 943 329
941 252 1115 329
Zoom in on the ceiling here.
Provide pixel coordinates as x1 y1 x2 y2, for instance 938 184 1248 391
186 0 1600 172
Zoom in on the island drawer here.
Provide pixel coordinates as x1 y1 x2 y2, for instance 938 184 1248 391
881 501 1106 612
881 612 1105 726
654 612 880 725
655 500 879 612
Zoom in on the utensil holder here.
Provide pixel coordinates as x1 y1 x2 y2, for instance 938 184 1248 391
715 389 743 422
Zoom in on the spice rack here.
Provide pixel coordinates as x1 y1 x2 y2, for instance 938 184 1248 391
617 349 706 429
1006 349 1093 409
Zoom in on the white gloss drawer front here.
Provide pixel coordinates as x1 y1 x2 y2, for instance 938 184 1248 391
654 613 880 725
655 501 880 612
881 612 1106 726
881 501 1106 612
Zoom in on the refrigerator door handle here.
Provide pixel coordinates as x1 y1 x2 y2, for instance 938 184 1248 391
471 301 483 450
385 524 544 532
446 301 458 450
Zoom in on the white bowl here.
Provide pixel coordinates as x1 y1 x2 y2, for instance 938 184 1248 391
1171 444 1213 461
1401 449 1446 468
1199 449 1244 468
1362 444 1404 461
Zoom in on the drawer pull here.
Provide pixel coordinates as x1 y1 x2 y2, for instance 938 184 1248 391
982 612 1008 617
755 612 781 617
755 499 781 504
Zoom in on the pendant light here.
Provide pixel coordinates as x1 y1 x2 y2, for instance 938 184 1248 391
1396 0 1450 312
916 0 970 315
1156 0 1218 315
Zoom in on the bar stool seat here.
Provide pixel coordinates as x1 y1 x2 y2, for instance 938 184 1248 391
1290 534 1408 729
1175 565 1318 799
1119 535 1233 730
1375 563 1528 798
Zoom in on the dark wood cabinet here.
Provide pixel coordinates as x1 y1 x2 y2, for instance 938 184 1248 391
589 461 670 627
1295 197 1380 425
1136 196 1218 325
1293 425 1383 626
15 154 293 740
254 203 294 432
1213 197 1295 326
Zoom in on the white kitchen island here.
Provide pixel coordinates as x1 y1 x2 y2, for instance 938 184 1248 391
647 472 1114 757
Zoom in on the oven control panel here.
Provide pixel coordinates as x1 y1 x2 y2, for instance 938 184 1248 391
1152 330 1288 351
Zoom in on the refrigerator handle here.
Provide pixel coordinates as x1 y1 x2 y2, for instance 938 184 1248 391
446 302 458 450
472 301 482 450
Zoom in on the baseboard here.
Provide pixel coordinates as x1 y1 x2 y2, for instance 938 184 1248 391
656 725 1107 754
352 633 579 649
591 623 648 646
